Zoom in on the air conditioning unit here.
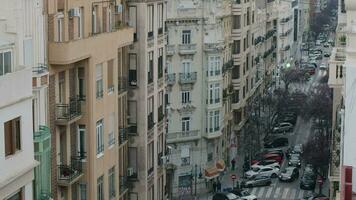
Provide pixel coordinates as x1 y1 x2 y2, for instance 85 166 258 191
115 4 123 13
69 8 80 17
127 167 134 176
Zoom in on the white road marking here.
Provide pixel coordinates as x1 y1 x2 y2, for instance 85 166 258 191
290 189 297 199
282 188 289 199
273 187 281 199
257 187 265 197
266 187 273 198
298 189 305 199
251 187 258 195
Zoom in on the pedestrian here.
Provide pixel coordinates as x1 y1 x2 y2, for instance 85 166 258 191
231 158 236 171
217 180 221 192
212 181 217 193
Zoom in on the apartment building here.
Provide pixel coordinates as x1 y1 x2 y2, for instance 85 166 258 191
341 0 356 198
46 0 133 199
327 0 347 199
125 1 166 199
164 0 232 197
0 0 39 199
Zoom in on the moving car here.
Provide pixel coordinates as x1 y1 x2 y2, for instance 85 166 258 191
231 189 257 200
300 167 317 190
292 144 303 154
279 167 299 182
288 153 301 167
264 137 289 148
213 192 240 200
245 166 280 179
241 176 272 188
273 122 294 133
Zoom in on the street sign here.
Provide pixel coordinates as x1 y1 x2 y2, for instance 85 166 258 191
231 174 237 180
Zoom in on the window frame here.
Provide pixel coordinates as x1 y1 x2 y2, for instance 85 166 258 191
96 119 104 156
0 50 12 76
182 30 191 44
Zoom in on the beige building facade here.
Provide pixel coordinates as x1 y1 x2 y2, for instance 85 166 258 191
46 0 133 199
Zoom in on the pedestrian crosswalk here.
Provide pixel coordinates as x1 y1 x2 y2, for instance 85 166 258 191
246 186 308 200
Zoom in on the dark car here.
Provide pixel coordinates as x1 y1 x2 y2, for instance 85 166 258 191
241 176 272 188
300 169 317 190
279 167 299 182
264 137 289 148
212 192 239 200
324 53 330 57
288 153 301 167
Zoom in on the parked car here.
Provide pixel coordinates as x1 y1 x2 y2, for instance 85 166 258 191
288 153 301 167
279 167 299 182
252 160 280 168
324 53 330 57
231 189 257 200
306 66 316 75
300 167 317 190
241 176 272 188
323 43 329 48
213 193 240 200
245 166 280 179
273 122 294 133
292 144 303 154
264 137 289 148
319 63 327 70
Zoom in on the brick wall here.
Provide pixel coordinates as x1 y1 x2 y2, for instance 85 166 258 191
49 74 58 200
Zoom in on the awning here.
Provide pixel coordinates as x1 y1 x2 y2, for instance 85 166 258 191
204 166 219 180
216 160 226 172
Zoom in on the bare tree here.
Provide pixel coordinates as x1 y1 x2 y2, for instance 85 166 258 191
280 68 308 91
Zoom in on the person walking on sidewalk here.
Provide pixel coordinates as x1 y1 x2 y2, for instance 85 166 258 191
217 180 222 192
212 181 217 193
231 159 236 171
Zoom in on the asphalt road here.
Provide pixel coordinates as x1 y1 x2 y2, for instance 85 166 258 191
242 67 329 200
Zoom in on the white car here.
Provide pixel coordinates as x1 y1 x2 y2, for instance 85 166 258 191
252 161 280 169
245 166 280 179
233 190 257 200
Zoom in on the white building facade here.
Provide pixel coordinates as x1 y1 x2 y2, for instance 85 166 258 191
165 0 232 197
0 0 40 199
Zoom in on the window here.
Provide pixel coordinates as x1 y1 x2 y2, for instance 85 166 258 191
233 15 241 29
96 64 103 98
77 125 86 158
233 40 240 54
209 83 220 104
158 91 164 121
92 6 98 34
158 4 164 34
247 8 250 26
148 51 154 83
252 10 255 24
78 68 85 100
97 175 104 200
96 119 104 155
0 51 12 76
79 183 87 200
182 61 192 74
246 78 249 91
180 145 190 166
148 97 154 129
209 111 220 132
129 6 137 39
107 59 114 92
58 72 65 103
208 56 221 76
182 117 190 132
232 90 239 103
243 86 246 99
148 5 154 37
232 65 240 79
158 48 163 78
147 142 154 175
246 54 250 70
4 117 21 157
182 30 191 44
55 16 63 42
109 167 116 199
181 91 191 104
108 113 115 147
6 189 23 200
243 37 247 51
129 54 137 86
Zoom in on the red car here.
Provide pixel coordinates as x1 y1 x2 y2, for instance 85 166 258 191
251 154 283 165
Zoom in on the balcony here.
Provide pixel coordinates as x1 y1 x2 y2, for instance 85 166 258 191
32 64 49 89
178 44 197 55
55 97 82 125
118 76 128 94
158 106 164 122
148 113 155 130
128 123 137 135
166 45 175 56
204 128 223 139
166 130 200 143
179 72 197 84
119 127 128 145
57 158 83 186
166 73 176 86
49 27 133 65
119 176 128 195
